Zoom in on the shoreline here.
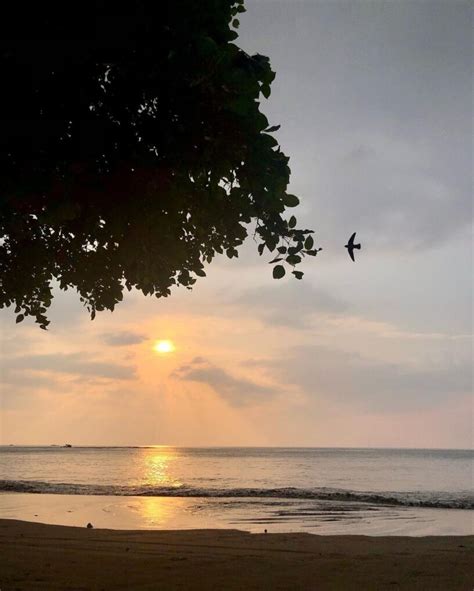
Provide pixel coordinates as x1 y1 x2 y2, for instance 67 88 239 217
1 491 473 537
1 519 473 590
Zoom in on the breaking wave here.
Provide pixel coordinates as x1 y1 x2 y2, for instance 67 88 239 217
0 480 472 509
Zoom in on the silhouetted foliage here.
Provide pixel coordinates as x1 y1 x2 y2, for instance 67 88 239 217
0 0 319 328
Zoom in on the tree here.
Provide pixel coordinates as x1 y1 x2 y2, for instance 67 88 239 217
0 0 319 329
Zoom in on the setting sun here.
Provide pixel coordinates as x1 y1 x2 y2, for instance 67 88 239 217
153 340 176 354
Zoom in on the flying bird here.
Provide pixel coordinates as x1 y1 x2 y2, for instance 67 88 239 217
345 232 361 262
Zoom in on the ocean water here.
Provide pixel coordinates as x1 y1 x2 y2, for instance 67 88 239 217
1 446 473 535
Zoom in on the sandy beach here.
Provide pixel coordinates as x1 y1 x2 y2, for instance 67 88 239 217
1 519 472 590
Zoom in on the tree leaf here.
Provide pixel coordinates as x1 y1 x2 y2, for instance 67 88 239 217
0 3 314 328
283 194 300 207
286 254 301 265
273 264 286 279
266 237 278 252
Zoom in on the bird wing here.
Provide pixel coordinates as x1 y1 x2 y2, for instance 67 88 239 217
348 232 356 246
348 248 355 262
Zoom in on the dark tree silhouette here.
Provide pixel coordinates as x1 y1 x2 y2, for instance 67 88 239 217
0 0 319 329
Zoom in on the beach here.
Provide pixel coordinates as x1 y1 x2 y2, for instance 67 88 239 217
2 447 472 588
2 447 472 536
1 519 473 590
2 492 473 537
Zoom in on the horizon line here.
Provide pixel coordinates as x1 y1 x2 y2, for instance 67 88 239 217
1 444 472 452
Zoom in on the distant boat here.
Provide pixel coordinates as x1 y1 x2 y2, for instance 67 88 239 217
63 444 72 448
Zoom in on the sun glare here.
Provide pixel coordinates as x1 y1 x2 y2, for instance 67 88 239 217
153 340 176 354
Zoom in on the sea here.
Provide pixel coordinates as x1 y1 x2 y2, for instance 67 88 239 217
1 446 472 536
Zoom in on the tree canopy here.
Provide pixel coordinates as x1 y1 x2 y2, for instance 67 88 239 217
0 0 319 329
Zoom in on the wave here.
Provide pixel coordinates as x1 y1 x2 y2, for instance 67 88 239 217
0 480 472 509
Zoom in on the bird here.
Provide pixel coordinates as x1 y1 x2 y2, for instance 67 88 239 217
345 232 361 262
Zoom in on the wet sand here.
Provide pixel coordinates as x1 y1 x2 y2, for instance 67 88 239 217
1 519 473 590
2 492 472 536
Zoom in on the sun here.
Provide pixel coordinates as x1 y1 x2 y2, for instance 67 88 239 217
153 340 176 354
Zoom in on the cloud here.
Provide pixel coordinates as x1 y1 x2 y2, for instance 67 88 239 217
254 344 472 412
190 356 207 364
239 0 471 253
1 368 59 389
233 282 347 328
172 358 276 406
102 331 147 346
0 369 64 409
7 353 136 380
308 134 472 252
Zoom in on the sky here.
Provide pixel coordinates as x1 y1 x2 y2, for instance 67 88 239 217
1 0 472 448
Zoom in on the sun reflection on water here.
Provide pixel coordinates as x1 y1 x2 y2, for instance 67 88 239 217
141 447 182 489
135 447 187 527
137 496 189 527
